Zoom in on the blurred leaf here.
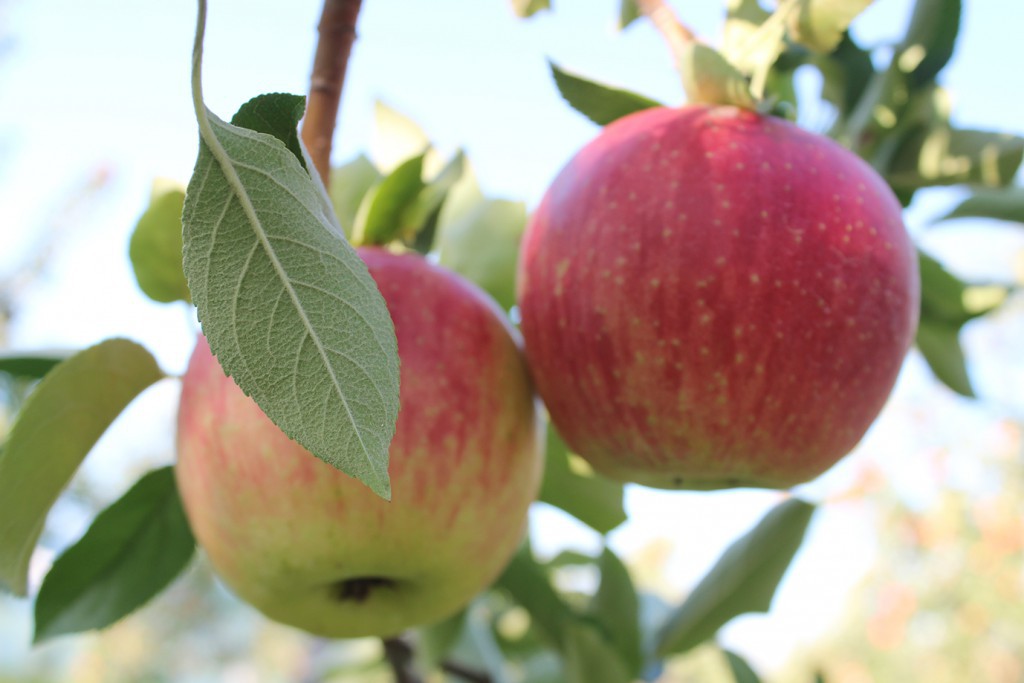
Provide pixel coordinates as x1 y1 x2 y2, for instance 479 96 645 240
896 0 960 88
886 127 1024 190
816 33 875 117
724 649 762 683
678 43 756 108
787 0 873 54
546 549 599 569
723 0 785 96
724 0 772 61
328 154 383 239
591 548 643 676
655 498 815 657
443 600 511 683
549 62 662 126
0 351 70 382
538 427 626 535
938 187 1024 225
405 151 466 253
619 0 641 29
510 0 550 18
372 101 430 173
416 609 466 673
0 339 163 595
129 182 190 304
915 317 973 397
437 184 527 311
34 467 195 642
919 250 1007 326
497 546 575 650
183 95 400 500
564 621 632 683
352 152 427 246
230 93 308 170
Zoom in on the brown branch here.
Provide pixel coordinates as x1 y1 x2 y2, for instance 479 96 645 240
382 637 423 683
634 0 699 60
301 0 364 185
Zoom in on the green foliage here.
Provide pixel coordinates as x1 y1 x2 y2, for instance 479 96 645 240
655 498 816 656
328 154 382 239
724 648 763 683
549 62 662 126
0 352 69 382
352 152 427 246
182 93 400 499
0 339 163 596
509 0 550 18
678 43 756 108
591 548 643 675
786 0 874 54
129 182 190 304
538 427 627 535
229 93 309 172
33 467 195 643
939 187 1024 224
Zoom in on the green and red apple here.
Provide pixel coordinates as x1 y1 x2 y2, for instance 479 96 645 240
176 248 543 638
517 105 919 490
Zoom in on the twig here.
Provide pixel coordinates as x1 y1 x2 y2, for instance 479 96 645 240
382 637 423 683
301 0 364 185
634 0 699 60
441 660 493 683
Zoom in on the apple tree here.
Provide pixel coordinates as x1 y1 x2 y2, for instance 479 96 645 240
1 0 1021 681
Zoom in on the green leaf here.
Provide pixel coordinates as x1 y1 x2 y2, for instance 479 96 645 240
497 546 575 650
416 609 467 672
0 351 70 382
549 62 663 127
591 548 643 676
655 498 815 657
129 182 190 304
0 339 163 595
919 250 1006 326
886 127 1024 190
538 427 626 535
939 187 1024 225
351 152 427 246
915 317 973 397
564 620 632 683
33 467 195 642
328 154 383 240
723 0 786 98
510 0 550 18
815 33 875 117
787 0 874 54
437 193 526 311
183 99 400 500
230 93 308 170
372 101 430 173
404 151 466 253
724 649 762 683
896 0 960 88
444 600 512 683
619 0 641 29
678 43 756 109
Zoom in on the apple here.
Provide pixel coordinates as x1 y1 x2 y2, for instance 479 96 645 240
517 105 919 490
176 248 543 638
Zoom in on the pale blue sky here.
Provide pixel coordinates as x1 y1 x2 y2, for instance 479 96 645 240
1 0 1023 675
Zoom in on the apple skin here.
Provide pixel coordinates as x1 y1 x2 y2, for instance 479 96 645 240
517 105 919 490
176 248 543 638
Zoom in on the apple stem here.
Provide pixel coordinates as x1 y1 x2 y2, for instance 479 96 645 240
301 0 364 185
635 0 699 61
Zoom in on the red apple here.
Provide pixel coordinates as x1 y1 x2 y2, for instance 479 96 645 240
517 105 919 490
176 248 543 638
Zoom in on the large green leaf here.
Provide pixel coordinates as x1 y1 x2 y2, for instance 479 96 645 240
183 94 400 499
918 250 1007 327
33 467 195 642
787 0 874 54
538 427 626 535
916 317 973 397
229 93 308 172
0 339 163 595
351 152 426 246
129 182 190 304
549 62 662 127
404 151 466 254
939 187 1024 225
591 548 643 676
328 154 383 239
655 498 815 656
